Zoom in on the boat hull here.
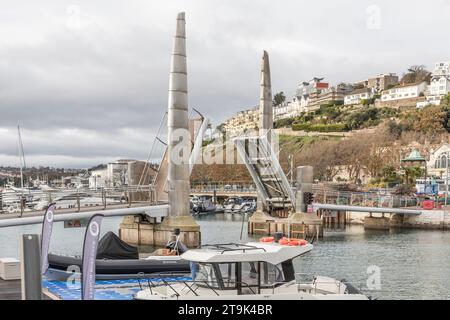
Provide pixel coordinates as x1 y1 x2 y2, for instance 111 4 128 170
46 254 191 280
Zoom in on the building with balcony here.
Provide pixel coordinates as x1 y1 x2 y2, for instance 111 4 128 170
344 88 374 105
380 81 428 107
367 73 399 93
418 61 450 108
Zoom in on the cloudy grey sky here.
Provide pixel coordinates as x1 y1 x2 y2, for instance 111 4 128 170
0 0 449 168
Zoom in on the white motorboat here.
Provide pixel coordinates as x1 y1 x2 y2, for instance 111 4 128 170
224 197 256 214
191 195 216 215
135 240 369 300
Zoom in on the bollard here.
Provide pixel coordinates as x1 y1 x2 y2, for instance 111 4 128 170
102 189 106 209
20 234 42 300
76 192 81 212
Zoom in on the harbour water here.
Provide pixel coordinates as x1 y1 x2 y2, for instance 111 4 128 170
1 213 450 300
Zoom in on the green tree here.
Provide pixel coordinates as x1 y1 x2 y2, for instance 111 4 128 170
442 93 450 109
403 166 424 186
273 92 286 107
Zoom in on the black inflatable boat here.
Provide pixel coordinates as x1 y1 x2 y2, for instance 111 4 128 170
46 232 191 280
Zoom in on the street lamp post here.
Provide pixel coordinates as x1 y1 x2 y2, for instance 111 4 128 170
288 154 294 187
445 152 450 206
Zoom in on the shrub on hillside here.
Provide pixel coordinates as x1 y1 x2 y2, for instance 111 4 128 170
345 107 379 130
292 123 347 132
274 118 295 129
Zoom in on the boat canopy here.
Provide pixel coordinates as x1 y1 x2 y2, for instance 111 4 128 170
181 242 312 265
96 232 139 260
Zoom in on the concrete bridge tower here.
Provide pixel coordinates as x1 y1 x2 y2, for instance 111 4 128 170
157 12 200 246
120 12 200 247
259 50 273 142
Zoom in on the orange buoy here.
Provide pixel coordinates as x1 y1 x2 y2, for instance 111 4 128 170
299 239 308 246
259 237 275 243
279 238 308 246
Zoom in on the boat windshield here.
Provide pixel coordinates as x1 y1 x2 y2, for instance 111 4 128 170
193 262 285 291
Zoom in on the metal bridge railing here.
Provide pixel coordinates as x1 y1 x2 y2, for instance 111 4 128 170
0 185 155 215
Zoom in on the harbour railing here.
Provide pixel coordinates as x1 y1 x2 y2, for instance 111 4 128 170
0 183 423 216
191 181 256 193
312 186 420 209
0 185 155 216
190 182 421 209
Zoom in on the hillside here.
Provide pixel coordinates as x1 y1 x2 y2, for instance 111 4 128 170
192 94 450 189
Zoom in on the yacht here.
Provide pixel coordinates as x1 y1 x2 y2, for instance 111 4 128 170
135 240 369 300
224 197 256 214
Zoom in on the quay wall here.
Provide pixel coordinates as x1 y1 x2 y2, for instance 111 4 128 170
395 210 450 230
347 210 450 230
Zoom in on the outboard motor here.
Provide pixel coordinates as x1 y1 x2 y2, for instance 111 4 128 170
166 240 188 254
341 279 365 295
166 228 189 254
274 232 284 243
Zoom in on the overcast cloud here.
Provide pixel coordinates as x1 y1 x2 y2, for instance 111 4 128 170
0 0 449 168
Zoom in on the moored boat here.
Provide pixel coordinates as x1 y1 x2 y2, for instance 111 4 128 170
135 239 369 300
45 232 191 280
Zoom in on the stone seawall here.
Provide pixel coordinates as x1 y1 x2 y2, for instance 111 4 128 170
348 210 450 230
394 210 450 230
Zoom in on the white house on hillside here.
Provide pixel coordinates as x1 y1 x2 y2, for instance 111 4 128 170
426 61 450 106
381 81 428 102
344 88 374 105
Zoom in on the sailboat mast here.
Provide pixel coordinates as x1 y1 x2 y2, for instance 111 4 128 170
17 125 26 189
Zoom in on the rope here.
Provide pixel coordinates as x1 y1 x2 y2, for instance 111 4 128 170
138 112 168 186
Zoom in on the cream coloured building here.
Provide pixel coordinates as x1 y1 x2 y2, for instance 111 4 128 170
222 107 259 137
427 143 450 179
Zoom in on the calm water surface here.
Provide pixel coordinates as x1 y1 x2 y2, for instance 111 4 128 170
1 213 450 300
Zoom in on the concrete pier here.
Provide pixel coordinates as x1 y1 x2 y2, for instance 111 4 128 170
288 166 323 237
364 215 391 230
248 166 323 239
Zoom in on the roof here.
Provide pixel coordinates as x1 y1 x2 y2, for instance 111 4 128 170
180 242 313 265
401 149 426 162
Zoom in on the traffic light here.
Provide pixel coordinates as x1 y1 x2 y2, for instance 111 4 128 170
303 192 314 205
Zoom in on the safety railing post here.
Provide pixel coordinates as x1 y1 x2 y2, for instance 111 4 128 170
20 234 42 300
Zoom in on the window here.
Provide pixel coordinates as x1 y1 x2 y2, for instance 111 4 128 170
441 155 448 169
218 263 238 289
260 263 285 287
196 263 219 287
